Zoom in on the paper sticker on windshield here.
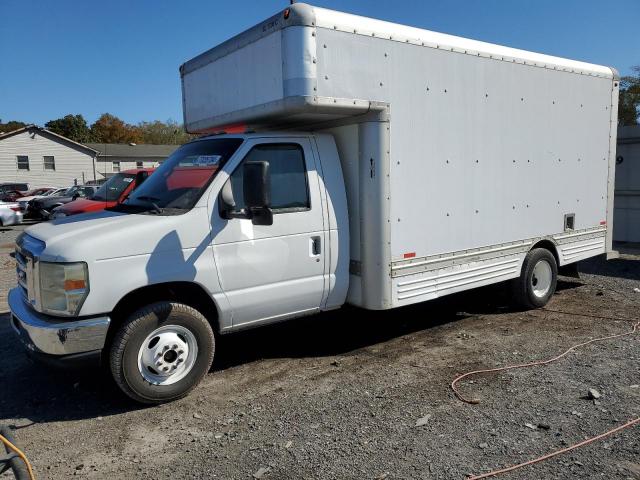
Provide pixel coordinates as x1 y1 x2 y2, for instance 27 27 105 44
194 155 222 166
123 178 134 183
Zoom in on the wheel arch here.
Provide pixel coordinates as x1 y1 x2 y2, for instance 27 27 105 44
105 281 221 351
529 238 560 267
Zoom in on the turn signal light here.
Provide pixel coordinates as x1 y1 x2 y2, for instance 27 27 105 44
64 279 86 291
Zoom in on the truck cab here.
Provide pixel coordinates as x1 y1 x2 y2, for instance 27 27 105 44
10 132 348 403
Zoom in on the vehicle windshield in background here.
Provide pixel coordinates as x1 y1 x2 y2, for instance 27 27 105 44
92 173 136 202
64 186 83 197
123 138 243 212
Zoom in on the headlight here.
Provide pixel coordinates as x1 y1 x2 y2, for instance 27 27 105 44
39 262 89 316
52 211 66 219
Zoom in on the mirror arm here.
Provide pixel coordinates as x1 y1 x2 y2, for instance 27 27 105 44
221 208 251 220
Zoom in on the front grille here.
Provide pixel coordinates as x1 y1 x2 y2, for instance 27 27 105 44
15 248 29 300
15 234 45 308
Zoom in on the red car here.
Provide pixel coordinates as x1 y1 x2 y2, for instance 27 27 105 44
50 168 155 219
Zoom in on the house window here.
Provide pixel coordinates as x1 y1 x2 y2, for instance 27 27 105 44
113 161 121 172
136 161 143 169
17 156 29 170
44 156 55 170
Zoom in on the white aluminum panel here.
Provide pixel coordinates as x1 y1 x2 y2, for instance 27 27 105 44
311 6 612 78
316 28 613 261
392 254 523 307
182 31 284 131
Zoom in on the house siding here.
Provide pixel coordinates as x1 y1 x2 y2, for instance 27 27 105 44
0 130 95 188
95 160 160 176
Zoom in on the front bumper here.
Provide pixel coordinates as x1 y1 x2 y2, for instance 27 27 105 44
8 287 111 359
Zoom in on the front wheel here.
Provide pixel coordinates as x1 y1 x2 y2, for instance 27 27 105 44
511 248 558 310
109 302 215 404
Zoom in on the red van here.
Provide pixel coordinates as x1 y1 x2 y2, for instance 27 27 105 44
51 168 155 219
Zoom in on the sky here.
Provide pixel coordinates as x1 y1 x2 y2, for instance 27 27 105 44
1 0 638 127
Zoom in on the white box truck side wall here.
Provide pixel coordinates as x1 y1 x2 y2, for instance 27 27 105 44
314 28 616 258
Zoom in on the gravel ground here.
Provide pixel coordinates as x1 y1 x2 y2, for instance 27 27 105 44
0 224 638 479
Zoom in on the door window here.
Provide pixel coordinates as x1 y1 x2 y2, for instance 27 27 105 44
228 143 310 213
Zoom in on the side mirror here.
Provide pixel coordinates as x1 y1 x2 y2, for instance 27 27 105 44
243 161 273 226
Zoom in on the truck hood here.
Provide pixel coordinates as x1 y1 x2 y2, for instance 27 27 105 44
56 198 115 215
24 209 210 263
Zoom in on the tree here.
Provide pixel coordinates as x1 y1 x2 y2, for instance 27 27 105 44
90 113 141 143
619 65 640 126
0 119 27 134
137 119 194 145
45 114 91 142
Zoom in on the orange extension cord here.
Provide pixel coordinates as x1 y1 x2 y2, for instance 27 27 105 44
0 433 35 480
450 311 640 479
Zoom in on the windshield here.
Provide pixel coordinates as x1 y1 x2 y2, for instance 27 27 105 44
64 186 81 196
92 173 136 201
122 138 243 212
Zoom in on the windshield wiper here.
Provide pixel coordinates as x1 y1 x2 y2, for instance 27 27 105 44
134 195 164 214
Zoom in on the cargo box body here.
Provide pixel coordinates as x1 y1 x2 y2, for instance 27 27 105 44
182 3 619 310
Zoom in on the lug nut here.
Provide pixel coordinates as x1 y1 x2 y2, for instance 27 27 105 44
163 345 169 351
172 344 178 349
177 358 184 363
163 367 169 372
178 349 184 355
156 351 163 357
156 360 163 366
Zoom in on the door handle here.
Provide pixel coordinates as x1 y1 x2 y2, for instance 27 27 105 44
311 236 322 256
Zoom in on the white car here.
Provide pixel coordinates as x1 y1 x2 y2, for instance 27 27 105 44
0 202 23 226
17 187 65 212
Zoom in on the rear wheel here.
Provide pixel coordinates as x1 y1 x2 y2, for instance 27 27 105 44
511 248 558 310
109 302 215 404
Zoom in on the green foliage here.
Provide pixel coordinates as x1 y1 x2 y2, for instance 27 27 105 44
137 119 195 145
3 113 191 145
0 119 28 134
619 65 640 126
45 114 92 143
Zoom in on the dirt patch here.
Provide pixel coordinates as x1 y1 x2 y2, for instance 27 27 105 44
1 254 639 479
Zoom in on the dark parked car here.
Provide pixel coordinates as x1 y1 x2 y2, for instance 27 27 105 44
28 185 98 220
0 183 29 193
0 190 28 202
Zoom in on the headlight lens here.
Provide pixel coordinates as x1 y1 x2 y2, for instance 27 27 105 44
39 262 89 316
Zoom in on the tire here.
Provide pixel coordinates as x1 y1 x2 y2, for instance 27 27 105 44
109 302 215 404
511 248 558 310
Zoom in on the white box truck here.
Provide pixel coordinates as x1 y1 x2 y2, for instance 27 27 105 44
9 3 619 403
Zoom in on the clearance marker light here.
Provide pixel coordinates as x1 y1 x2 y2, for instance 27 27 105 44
403 252 416 259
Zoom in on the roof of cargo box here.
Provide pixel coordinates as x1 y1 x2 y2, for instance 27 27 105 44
182 3 616 80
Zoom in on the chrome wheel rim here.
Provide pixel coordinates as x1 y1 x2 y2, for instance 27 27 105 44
531 259 553 298
137 325 198 386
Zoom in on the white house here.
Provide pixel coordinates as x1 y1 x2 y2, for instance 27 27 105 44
0 125 98 188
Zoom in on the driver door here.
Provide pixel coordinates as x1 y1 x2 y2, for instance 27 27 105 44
211 138 327 327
